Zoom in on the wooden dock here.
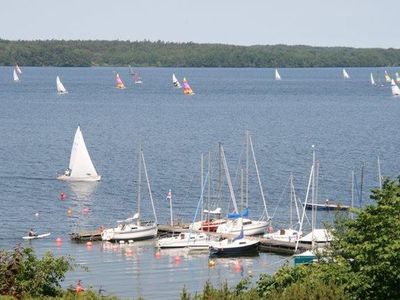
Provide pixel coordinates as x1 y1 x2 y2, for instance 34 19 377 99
70 229 102 241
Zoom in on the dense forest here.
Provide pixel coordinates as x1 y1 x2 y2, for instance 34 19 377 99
1 39 400 68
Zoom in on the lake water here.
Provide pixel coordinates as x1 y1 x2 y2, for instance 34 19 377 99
0 67 399 299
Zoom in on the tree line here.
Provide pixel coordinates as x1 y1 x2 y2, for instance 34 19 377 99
1 39 400 68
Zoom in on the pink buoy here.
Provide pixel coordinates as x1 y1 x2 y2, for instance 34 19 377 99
83 207 89 214
60 192 67 200
56 237 62 243
174 255 181 264
86 241 93 247
155 251 161 259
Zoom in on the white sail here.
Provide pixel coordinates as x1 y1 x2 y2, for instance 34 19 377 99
275 69 281 80
391 79 400 96
384 70 391 82
15 65 22 74
13 68 20 82
172 73 181 88
342 68 350 79
370 73 375 85
56 76 68 94
58 126 101 181
396 72 400 83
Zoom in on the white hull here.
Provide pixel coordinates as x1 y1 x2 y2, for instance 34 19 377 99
23 232 51 240
264 228 301 242
102 223 157 241
158 232 209 249
216 218 268 236
57 174 101 182
209 237 259 257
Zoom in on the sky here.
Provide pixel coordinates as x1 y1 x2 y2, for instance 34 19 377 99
1 0 400 48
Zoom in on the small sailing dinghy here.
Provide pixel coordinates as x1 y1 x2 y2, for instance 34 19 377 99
384 70 391 82
22 232 51 240
370 72 376 85
275 68 282 80
133 72 143 84
391 79 400 96
57 126 101 182
101 146 158 242
172 73 181 88
115 73 126 89
13 68 20 82
342 68 350 79
182 77 195 95
56 76 68 94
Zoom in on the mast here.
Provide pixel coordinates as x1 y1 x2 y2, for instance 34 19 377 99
360 164 364 207
289 174 293 229
377 156 382 189
201 153 204 223
311 145 316 250
351 170 355 220
245 130 249 208
220 144 238 213
207 152 211 230
248 133 270 220
137 146 142 226
141 149 158 224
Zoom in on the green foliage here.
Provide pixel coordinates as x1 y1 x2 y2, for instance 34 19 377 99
0 39 399 67
0 245 73 299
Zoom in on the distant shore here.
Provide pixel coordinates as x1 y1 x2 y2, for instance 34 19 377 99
1 39 399 68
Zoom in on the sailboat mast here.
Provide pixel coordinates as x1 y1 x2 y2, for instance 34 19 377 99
245 130 249 208
220 144 238 213
141 150 158 224
351 170 355 220
207 152 211 228
248 134 270 220
201 153 204 223
311 145 316 250
377 156 382 189
289 174 293 229
137 147 142 226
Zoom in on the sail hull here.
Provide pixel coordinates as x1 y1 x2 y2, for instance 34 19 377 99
101 224 157 241
209 239 259 257
157 232 209 249
216 219 269 236
57 174 101 182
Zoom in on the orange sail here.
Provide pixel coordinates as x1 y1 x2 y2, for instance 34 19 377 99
182 77 194 95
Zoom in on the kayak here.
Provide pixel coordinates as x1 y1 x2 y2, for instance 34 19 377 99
22 232 51 240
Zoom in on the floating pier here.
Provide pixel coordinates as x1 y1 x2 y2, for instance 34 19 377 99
70 229 102 241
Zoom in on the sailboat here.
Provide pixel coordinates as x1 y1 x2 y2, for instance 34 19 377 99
15 64 22 74
294 146 332 265
370 73 376 86
13 68 20 82
57 126 101 182
172 73 182 88
391 79 400 96
275 68 282 80
263 174 302 242
216 132 270 236
56 76 68 95
384 70 391 83
182 77 195 95
133 71 143 84
101 146 158 242
342 68 350 79
115 73 126 89
396 72 400 83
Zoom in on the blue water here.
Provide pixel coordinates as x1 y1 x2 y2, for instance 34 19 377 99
0 67 399 299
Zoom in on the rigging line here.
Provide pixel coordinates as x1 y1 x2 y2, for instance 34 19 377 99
270 175 291 220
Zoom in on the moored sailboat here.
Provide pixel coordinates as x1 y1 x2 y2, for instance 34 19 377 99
182 77 195 95
56 76 68 94
209 228 259 257
101 146 158 242
57 126 101 182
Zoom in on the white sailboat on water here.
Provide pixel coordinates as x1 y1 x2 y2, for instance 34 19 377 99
13 68 20 82
101 146 158 242
370 73 376 86
275 68 282 80
391 79 400 96
384 70 391 83
57 126 101 182
56 76 68 95
172 73 182 88
15 64 22 74
342 68 350 79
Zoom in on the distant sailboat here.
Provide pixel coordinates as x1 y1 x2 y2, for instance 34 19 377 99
275 68 282 80
182 77 194 95
172 73 181 88
56 76 68 95
133 72 143 84
396 72 400 83
370 73 375 86
128 65 134 75
342 68 350 79
58 126 101 182
384 70 391 83
13 68 20 82
391 79 400 96
115 73 126 89
15 64 22 74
